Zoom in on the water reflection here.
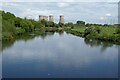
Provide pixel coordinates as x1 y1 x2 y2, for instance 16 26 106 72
84 38 117 53
2 31 56 51
2 32 118 78
2 32 117 52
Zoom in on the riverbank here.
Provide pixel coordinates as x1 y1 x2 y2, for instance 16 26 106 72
65 26 120 45
2 10 120 45
2 26 120 45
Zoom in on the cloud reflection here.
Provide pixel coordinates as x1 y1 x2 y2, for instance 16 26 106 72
2 32 118 68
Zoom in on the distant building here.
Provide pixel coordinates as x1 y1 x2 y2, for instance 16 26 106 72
39 15 48 21
39 15 64 23
49 15 54 22
39 15 43 20
59 15 64 24
43 16 48 21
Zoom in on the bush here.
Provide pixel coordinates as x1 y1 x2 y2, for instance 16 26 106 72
98 33 110 41
2 32 14 40
116 28 120 34
86 32 99 39
40 26 45 33
15 27 25 35
84 26 101 37
114 34 120 42
95 26 100 33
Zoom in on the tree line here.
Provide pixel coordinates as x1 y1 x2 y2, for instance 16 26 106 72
1 10 120 43
1 10 60 40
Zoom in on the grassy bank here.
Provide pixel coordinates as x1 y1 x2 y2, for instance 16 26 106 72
66 26 120 45
71 27 116 35
71 27 86 33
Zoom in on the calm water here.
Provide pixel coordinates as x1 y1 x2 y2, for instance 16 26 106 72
1 32 118 78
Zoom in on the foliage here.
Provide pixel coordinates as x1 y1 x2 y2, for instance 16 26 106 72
1 10 120 44
47 21 55 27
84 26 100 37
69 26 119 44
65 22 74 28
76 21 85 27
86 32 99 39
59 23 64 28
2 32 14 40
15 17 22 27
1 10 57 40
76 21 85 24
15 27 25 35
116 28 120 34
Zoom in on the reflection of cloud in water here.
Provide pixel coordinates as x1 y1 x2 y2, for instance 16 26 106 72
2 33 118 68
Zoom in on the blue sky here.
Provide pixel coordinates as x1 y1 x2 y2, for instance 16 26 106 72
1 1 119 24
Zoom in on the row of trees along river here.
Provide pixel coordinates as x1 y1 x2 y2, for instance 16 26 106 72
1 10 120 45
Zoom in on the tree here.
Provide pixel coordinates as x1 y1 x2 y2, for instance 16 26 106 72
76 21 85 27
54 23 59 28
20 20 34 32
15 17 22 27
2 11 15 20
48 21 55 27
116 27 120 34
16 27 25 35
84 26 100 38
40 19 48 27
59 23 64 28
34 21 42 30
65 22 74 28
77 21 85 25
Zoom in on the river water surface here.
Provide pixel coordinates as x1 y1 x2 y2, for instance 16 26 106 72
1 32 118 78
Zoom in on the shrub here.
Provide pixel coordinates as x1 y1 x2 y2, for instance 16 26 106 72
98 33 110 41
15 27 25 35
116 28 120 34
114 34 120 42
95 26 101 33
2 32 14 40
84 26 101 37
86 32 99 39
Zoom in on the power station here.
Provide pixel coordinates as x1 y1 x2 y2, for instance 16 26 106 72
59 15 64 24
39 15 48 21
39 15 64 23
49 15 54 22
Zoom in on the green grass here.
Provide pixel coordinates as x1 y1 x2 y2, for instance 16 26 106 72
71 27 85 32
100 27 116 36
71 27 117 36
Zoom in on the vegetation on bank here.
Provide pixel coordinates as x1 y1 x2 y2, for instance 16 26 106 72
66 25 120 44
1 10 60 40
1 10 120 44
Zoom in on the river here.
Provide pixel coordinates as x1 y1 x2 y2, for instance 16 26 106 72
1 32 118 78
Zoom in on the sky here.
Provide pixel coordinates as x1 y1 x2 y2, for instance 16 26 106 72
0 0 119 24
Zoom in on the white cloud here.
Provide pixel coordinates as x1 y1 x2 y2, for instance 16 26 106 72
1 2 118 24
100 17 105 20
1 0 120 2
57 3 70 8
2 2 20 7
0 3 2 10
21 9 51 20
106 13 112 17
